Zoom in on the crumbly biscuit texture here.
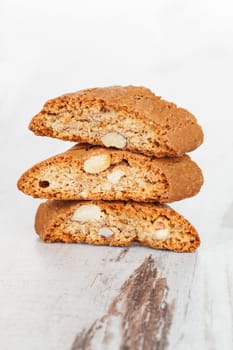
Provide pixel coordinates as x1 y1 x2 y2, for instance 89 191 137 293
17 144 203 203
35 200 200 252
29 86 203 157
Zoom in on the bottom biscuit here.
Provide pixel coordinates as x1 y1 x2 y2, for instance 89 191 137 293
35 200 200 252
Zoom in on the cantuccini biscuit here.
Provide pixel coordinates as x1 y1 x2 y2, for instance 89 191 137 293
17 144 203 203
35 200 200 252
29 86 203 157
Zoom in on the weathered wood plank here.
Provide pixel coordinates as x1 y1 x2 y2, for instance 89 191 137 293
71 256 174 350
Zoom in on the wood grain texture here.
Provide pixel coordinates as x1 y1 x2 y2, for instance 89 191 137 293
71 256 174 350
0 231 199 350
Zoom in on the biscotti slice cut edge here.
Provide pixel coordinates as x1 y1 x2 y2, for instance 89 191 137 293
29 85 203 157
35 200 200 253
17 144 204 203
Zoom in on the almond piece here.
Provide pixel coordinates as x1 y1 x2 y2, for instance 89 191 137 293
99 227 114 238
83 154 111 174
152 229 170 241
107 170 126 184
71 205 103 222
78 190 89 198
101 132 126 149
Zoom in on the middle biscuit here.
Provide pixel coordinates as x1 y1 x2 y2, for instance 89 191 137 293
17 144 203 203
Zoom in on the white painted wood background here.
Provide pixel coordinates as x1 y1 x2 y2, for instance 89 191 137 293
1 1 233 349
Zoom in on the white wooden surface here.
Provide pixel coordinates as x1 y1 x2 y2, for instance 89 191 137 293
1 1 233 349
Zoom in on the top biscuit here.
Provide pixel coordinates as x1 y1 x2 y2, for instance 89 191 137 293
29 86 203 157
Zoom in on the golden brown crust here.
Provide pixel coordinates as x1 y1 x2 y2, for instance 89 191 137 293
35 200 200 252
29 86 203 157
17 144 203 203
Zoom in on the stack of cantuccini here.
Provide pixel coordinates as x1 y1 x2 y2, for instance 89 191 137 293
17 86 204 252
